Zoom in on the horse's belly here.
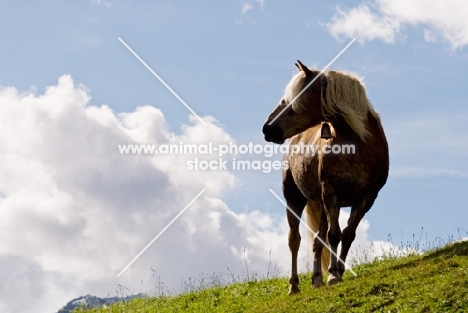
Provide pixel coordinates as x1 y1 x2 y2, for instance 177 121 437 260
288 153 374 205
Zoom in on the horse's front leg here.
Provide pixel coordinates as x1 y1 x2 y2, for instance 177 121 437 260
283 167 307 294
322 183 342 285
287 208 301 294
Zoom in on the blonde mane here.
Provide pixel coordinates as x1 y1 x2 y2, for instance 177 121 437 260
286 69 379 141
323 70 378 141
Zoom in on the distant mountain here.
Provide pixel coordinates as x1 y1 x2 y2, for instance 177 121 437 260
58 293 145 312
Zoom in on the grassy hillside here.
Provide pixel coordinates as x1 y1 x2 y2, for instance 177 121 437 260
76 241 468 312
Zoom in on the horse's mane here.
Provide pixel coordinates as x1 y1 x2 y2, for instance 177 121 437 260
323 70 378 141
285 69 379 141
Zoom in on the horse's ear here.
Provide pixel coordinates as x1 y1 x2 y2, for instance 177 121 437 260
295 60 312 76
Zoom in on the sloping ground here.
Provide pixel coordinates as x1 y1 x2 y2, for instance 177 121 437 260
75 241 468 313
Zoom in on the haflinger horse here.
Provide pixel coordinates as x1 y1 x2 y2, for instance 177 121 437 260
262 61 389 294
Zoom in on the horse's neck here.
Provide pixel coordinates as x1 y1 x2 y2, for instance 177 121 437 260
329 115 360 141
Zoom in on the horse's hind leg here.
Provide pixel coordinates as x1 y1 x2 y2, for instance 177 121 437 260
338 193 377 276
310 201 328 287
283 169 307 294
322 184 342 285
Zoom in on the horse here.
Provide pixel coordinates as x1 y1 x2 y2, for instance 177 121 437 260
262 61 389 294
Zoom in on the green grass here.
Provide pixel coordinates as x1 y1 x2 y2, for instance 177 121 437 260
76 241 468 313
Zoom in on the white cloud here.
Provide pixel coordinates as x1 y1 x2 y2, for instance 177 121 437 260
90 0 111 7
327 4 400 44
242 3 253 14
255 0 265 10
326 0 468 49
240 0 265 14
0 76 387 312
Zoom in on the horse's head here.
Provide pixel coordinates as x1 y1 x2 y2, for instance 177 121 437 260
262 61 324 144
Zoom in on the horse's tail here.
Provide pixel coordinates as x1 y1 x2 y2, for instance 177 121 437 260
305 200 329 274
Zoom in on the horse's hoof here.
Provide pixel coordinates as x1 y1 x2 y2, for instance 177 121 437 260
312 276 324 288
288 285 300 295
312 281 324 288
326 274 342 285
338 265 346 277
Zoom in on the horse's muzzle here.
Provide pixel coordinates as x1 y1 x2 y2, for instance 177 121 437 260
262 124 284 144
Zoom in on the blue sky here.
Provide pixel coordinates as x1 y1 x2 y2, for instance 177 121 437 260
1 1 468 312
